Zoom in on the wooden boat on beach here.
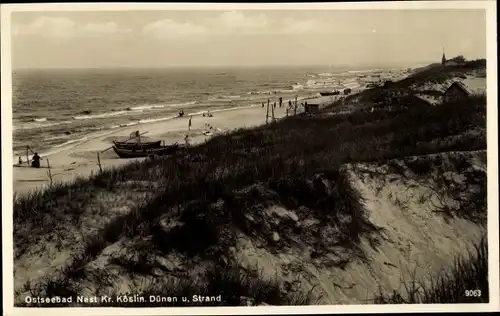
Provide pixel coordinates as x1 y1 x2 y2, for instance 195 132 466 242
112 140 162 150
112 143 185 159
320 90 340 96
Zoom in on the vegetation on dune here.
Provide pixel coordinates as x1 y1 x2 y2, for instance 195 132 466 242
374 235 488 304
14 86 488 305
402 57 486 86
346 58 486 105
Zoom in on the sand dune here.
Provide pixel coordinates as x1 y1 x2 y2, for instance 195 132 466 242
14 150 486 304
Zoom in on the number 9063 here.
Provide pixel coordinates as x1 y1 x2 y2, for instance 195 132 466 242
465 290 482 297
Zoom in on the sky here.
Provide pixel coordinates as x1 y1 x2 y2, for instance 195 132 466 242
10 9 487 69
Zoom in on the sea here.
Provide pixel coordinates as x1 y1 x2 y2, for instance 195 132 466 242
11 65 407 157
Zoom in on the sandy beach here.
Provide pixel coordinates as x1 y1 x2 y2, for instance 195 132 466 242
13 103 303 197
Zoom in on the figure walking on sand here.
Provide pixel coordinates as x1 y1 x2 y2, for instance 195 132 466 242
31 152 41 168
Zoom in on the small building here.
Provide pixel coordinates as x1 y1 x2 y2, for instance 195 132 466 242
443 81 471 103
383 80 394 88
441 49 467 67
304 103 321 114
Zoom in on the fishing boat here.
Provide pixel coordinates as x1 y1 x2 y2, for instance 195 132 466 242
112 143 185 159
112 140 162 150
319 90 341 96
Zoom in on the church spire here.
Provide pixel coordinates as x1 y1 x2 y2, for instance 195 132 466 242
441 47 447 65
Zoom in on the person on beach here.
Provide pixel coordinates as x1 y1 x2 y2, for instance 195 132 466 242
289 100 292 108
188 115 192 131
279 97 283 108
262 102 265 108
31 153 41 168
273 102 276 108
18 156 22 165
184 134 190 147
179 110 185 117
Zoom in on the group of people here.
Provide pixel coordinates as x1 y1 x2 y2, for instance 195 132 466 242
261 97 309 114
261 97 289 109
18 152 42 168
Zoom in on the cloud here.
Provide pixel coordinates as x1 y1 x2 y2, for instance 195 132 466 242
278 17 332 35
82 22 130 35
206 11 269 34
13 16 130 38
143 11 333 39
142 19 207 39
13 16 76 37
141 11 270 39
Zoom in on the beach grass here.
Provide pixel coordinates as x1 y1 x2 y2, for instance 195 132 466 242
14 92 487 305
373 235 488 304
347 58 486 106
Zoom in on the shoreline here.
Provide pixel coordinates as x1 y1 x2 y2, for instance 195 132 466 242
13 94 324 159
13 99 322 197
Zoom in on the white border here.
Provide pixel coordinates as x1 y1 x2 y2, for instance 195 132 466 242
2 1 498 315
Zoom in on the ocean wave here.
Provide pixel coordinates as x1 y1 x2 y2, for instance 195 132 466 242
343 82 361 89
72 101 198 120
33 117 47 122
13 120 73 131
246 91 272 95
43 135 71 141
138 115 178 124
118 122 140 127
130 101 197 111
53 136 91 148
348 69 383 74
245 89 294 96
208 95 243 102
73 110 137 120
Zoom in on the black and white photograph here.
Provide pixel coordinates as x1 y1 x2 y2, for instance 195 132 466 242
2 1 498 314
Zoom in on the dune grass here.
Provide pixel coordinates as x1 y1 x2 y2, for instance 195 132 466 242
347 58 486 106
373 235 488 304
14 92 487 306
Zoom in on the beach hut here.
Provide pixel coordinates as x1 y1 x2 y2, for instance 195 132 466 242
383 80 394 89
305 103 321 114
443 81 471 103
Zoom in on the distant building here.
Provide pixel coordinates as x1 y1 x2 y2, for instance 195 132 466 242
443 82 471 103
441 48 467 67
383 80 394 89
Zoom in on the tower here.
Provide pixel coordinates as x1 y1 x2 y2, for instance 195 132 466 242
441 47 447 65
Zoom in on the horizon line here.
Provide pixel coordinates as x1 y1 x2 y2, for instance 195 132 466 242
11 61 441 71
